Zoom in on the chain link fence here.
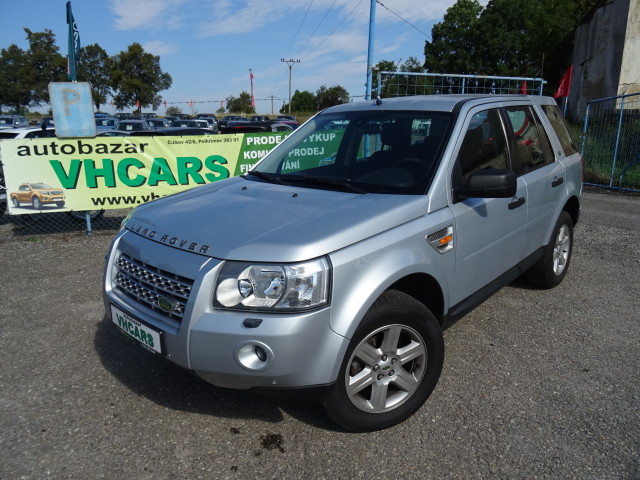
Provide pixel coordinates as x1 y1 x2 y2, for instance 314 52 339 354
579 92 640 192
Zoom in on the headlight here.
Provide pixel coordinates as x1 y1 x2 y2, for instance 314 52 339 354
214 257 330 311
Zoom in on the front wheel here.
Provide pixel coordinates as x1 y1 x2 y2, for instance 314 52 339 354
323 290 444 432
32 196 42 210
12 197 20 208
526 210 574 289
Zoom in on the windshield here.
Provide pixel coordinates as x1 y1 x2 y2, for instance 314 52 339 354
251 110 451 194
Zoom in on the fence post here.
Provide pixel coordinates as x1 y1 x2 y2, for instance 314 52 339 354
85 211 93 236
609 96 625 187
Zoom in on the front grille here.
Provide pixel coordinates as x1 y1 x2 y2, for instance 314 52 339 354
113 253 194 322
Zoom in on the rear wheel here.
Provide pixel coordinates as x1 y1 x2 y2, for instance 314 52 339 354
12 197 20 208
526 210 573 288
323 290 444 432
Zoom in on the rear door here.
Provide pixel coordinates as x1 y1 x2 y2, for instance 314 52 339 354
502 104 566 257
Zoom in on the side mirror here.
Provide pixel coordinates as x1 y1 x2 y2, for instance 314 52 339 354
454 169 517 201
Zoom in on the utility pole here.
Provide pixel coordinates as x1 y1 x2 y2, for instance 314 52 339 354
281 58 300 115
365 0 377 100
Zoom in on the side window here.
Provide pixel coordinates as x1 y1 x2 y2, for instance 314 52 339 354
505 105 554 174
542 104 578 156
457 109 509 183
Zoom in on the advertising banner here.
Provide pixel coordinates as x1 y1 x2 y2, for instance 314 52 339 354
1 132 289 214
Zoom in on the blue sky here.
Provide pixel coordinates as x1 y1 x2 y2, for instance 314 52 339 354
1 0 473 115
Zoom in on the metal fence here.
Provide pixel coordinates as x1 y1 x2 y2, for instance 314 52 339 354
375 71 546 97
580 92 640 192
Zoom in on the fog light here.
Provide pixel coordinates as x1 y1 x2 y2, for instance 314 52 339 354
234 341 273 371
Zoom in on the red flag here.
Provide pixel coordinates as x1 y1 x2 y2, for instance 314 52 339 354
163 100 167 108
520 81 527 95
136 99 140 109
554 65 573 98
189 99 193 108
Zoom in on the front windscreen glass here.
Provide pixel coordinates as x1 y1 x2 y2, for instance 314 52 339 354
250 110 451 194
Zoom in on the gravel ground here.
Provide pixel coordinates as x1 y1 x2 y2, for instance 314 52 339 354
0 189 638 480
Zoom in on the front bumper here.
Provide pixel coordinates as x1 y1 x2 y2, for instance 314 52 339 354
103 230 349 390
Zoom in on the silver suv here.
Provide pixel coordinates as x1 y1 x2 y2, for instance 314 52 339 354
103 95 582 431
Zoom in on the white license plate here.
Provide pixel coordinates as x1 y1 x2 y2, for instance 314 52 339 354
111 305 161 354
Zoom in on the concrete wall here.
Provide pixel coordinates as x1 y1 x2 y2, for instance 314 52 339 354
569 0 639 116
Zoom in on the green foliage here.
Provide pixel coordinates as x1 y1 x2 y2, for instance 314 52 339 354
375 57 430 98
166 106 182 116
281 89 316 114
24 29 67 105
109 43 172 112
424 0 483 74
315 85 349 110
226 91 255 114
424 0 600 88
0 44 30 112
77 44 112 111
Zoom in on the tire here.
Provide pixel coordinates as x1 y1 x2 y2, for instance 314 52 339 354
32 196 42 210
66 210 105 221
323 290 444 432
55 202 65 208
12 197 20 208
526 210 573 289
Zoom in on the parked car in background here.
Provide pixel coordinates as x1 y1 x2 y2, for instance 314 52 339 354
39 117 55 128
0 126 56 139
114 113 135 121
147 118 171 128
218 115 248 129
170 119 200 128
198 116 219 133
95 130 131 137
219 121 294 134
194 119 210 130
142 112 158 119
116 119 151 132
0 115 29 129
133 127 216 136
250 115 270 122
276 115 296 121
95 117 119 130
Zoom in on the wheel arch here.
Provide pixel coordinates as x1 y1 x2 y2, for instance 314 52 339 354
563 195 581 227
387 273 445 326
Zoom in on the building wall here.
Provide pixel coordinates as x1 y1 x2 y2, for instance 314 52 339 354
619 0 640 96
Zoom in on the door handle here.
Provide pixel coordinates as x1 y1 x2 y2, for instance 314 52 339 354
551 177 564 187
508 197 526 210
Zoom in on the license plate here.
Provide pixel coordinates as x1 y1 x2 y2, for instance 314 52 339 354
111 305 161 354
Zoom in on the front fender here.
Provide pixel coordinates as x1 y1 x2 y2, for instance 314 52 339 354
328 208 454 340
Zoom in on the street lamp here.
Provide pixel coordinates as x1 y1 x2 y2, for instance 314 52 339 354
281 58 300 115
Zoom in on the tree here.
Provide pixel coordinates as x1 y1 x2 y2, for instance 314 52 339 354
24 29 67 105
110 43 172 112
166 106 182 116
424 0 483 74
77 44 112 111
226 91 255 114
315 85 349 110
0 44 31 113
281 89 316 113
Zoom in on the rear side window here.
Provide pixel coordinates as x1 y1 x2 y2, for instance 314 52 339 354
504 106 554 175
542 104 578 157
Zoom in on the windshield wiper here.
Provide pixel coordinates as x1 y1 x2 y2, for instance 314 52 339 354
286 175 366 194
243 170 290 185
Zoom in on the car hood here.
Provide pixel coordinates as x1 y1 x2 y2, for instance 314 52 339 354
125 177 429 262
